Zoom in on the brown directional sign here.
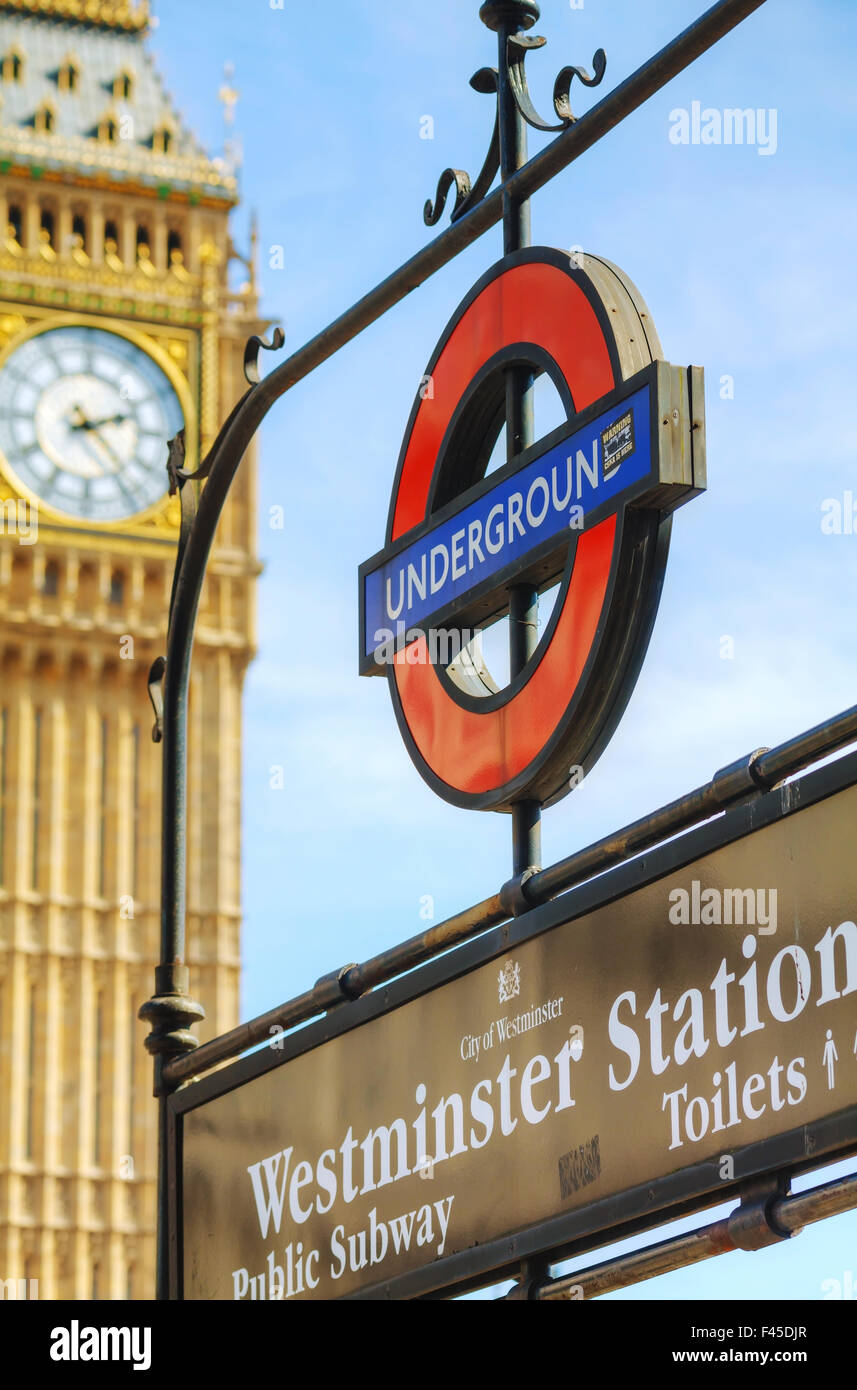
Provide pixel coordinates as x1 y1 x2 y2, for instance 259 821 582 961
174 757 857 1300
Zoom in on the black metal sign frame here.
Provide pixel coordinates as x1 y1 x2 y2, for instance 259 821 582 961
168 748 857 1301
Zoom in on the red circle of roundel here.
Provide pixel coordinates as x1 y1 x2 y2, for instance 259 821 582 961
384 248 662 812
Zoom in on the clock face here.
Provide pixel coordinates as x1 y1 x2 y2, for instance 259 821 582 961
0 324 185 522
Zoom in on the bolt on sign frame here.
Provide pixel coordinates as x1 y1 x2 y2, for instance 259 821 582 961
137 0 857 1301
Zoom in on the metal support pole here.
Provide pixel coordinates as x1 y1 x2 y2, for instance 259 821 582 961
483 0 543 878
509 586 541 875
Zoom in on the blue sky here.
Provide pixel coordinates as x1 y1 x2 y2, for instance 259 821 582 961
154 0 857 1300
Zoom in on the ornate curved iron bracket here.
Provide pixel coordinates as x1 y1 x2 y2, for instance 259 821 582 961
147 655 166 745
424 68 500 226
424 36 606 225
146 325 286 744
509 35 606 132
244 325 286 385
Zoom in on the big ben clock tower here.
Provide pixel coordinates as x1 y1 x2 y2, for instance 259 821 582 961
0 0 263 1299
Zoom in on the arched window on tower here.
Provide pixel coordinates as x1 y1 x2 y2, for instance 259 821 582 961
152 125 174 156
7 204 22 246
104 218 122 268
42 560 59 596
35 103 56 135
39 208 55 248
77 561 97 610
168 228 189 280
113 69 133 101
2 49 24 84
71 212 88 262
38 208 56 261
98 113 118 144
135 226 155 275
58 58 80 94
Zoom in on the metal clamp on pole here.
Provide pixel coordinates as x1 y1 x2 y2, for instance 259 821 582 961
711 748 773 808
500 865 541 917
314 963 361 1010
505 1255 551 1300
138 963 205 1099
727 1174 797 1251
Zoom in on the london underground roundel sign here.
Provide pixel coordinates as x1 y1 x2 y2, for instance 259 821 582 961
359 247 706 812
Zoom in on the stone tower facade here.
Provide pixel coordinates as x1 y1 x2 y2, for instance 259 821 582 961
0 0 261 1299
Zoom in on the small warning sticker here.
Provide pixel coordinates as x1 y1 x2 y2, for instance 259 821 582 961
601 409 635 476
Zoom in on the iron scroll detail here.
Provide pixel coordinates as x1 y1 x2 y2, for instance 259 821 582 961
424 36 606 226
509 36 606 132
244 325 286 385
146 325 286 744
424 69 500 227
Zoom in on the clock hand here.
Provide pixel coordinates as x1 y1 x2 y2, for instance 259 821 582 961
91 413 128 429
88 427 124 472
69 411 124 474
75 432 119 476
69 411 128 431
